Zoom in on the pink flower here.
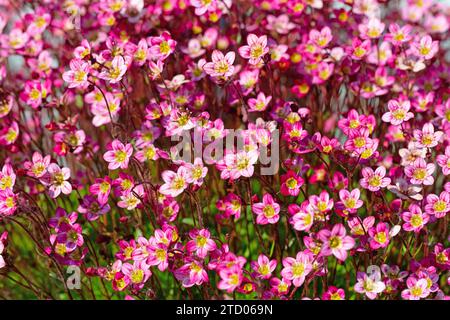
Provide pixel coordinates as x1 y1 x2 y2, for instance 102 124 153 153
308 190 334 220
349 38 371 60
401 277 430 300
203 50 235 79
98 55 128 83
0 189 17 216
309 26 332 48
289 203 314 232
89 176 112 205
103 140 133 170
266 14 295 34
411 35 439 60
368 222 391 249
186 229 217 258
62 59 90 88
217 266 243 293
413 123 443 149
43 164 72 198
122 260 151 288
280 170 304 196
248 92 272 112
280 251 313 287
159 166 189 197
24 152 51 178
190 0 217 16
336 189 363 214
117 184 144 210
318 224 355 261
148 32 177 61
174 259 209 287
251 254 277 280
238 34 269 65
381 99 414 126
0 164 15 191
216 193 242 220
185 158 208 186
359 18 385 39
404 158 435 185
425 191 450 218
437 146 450 175
359 166 391 192
386 23 412 46
322 286 345 300
252 193 280 225
354 270 386 299
402 204 429 233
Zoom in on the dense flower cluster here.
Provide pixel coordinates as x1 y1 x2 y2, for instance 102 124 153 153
0 0 449 300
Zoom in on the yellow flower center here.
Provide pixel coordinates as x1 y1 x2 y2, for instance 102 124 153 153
410 214 423 227
368 175 381 187
131 269 144 283
329 236 342 249
413 168 426 180
263 205 275 218
292 263 305 277
115 150 127 163
286 177 298 189
375 232 387 244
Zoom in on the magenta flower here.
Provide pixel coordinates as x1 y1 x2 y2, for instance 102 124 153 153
359 166 391 192
0 164 15 191
217 266 243 293
252 193 280 225
148 32 177 61
159 166 189 197
425 191 450 218
43 164 72 198
413 123 443 149
289 203 314 232
337 189 363 214
203 50 235 79
411 35 439 60
280 170 304 196
98 55 128 83
122 260 151 289
190 0 218 15
186 229 217 259
309 26 332 48
89 176 112 205
404 158 435 185
174 259 209 288
381 99 414 126
78 195 110 221
322 286 345 300
437 146 450 175
317 224 355 261
368 222 391 249
248 92 272 112
349 38 371 60
62 59 90 88
238 34 269 65
251 254 277 280
103 140 133 170
280 251 313 287
0 189 17 216
401 204 429 233
386 23 412 46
